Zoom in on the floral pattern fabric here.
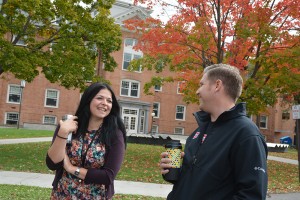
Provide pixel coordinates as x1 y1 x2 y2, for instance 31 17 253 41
51 131 108 200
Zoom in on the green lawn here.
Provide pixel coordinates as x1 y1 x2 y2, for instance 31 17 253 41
0 184 164 200
0 128 299 195
269 148 298 160
0 128 53 139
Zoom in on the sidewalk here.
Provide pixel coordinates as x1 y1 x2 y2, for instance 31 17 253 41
1 170 300 199
0 137 299 199
0 171 172 198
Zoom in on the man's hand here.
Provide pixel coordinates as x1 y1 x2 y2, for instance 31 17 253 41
160 152 185 175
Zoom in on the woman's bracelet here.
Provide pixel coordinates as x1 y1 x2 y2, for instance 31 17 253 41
56 134 68 140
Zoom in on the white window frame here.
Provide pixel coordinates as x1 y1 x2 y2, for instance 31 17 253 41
44 89 59 108
120 80 140 98
7 84 22 104
12 34 27 46
259 115 268 129
282 112 290 120
139 110 146 133
153 102 160 118
175 105 186 120
123 38 143 72
43 115 57 125
177 81 185 94
154 85 162 92
151 125 159 134
174 127 184 135
5 112 19 125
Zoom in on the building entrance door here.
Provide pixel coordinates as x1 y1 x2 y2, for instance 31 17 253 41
122 108 138 134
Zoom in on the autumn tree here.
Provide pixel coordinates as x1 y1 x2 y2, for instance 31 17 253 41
0 0 121 90
127 0 300 114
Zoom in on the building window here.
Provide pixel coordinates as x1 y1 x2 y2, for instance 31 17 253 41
151 125 158 134
154 85 162 91
176 105 186 120
174 127 184 135
123 38 142 72
259 115 268 129
153 103 160 118
7 85 22 104
45 89 59 108
13 34 27 46
282 112 290 120
139 110 145 133
120 80 140 98
122 53 141 71
125 38 138 46
5 112 19 125
43 115 56 125
177 81 185 94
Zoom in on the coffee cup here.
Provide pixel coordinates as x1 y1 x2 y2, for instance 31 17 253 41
164 141 182 182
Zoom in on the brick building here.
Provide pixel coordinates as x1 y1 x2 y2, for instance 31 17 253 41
0 1 296 143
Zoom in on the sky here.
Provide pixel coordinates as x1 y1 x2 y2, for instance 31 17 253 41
120 0 178 23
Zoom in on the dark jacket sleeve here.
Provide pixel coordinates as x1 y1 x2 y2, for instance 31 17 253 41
84 129 125 185
46 126 64 170
230 133 268 200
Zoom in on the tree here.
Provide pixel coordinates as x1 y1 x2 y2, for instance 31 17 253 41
0 0 121 90
127 0 300 114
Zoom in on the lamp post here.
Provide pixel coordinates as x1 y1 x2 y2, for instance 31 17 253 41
17 80 26 129
150 112 155 135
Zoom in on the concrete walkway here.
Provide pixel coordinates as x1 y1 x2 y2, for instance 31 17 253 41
0 171 172 198
1 170 300 199
0 137 300 199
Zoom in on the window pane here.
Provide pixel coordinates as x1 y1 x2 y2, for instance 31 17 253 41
6 113 19 125
9 94 20 103
8 85 21 103
123 53 132 70
175 127 184 135
10 86 21 94
154 85 161 91
125 38 134 46
177 106 184 112
131 90 138 97
46 98 57 106
47 90 58 98
130 83 139 97
44 116 56 124
176 113 183 119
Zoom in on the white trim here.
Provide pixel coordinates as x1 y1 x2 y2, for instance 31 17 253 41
153 102 160 118
44 89 59 108
5 112 19 125
259 115 268 129
174 127 184 135
120 79 140 98
6 84 22 104
43 115 57 125
175 105 186 121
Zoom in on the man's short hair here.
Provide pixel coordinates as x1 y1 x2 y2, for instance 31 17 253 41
204 63 243 102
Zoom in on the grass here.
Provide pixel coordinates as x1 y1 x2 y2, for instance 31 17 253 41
0 141 167 183
0 185 164 200
0 128 299 195
269 148 298 160
0 128 53 139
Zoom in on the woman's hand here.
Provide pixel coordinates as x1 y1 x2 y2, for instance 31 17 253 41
59 116 78 138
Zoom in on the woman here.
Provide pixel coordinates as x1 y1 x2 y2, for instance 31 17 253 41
46 82 126 199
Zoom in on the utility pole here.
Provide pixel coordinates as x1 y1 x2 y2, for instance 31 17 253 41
292 105 300 182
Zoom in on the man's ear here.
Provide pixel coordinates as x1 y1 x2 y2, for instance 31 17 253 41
215 79 222 91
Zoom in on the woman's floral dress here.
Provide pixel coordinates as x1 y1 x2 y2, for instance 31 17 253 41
51 130 108 200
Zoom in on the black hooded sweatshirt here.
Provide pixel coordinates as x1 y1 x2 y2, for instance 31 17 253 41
165 103 268 200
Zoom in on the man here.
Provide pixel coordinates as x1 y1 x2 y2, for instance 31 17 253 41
160 63 268 200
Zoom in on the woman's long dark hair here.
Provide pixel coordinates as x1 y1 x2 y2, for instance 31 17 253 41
74 82 126 148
